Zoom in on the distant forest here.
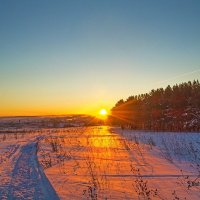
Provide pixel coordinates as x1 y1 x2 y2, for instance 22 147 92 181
110 80 200 132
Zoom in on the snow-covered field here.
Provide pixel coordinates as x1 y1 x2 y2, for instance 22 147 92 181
0 126 200 199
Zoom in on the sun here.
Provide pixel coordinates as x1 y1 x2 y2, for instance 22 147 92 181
99 109 108 116
96 108 109 120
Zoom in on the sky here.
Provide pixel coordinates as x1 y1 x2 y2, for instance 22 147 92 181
0 0 200 116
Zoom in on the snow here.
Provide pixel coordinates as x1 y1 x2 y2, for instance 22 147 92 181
0 130 59 200
0 126 200 199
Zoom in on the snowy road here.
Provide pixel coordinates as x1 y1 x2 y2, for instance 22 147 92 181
0 139 59 200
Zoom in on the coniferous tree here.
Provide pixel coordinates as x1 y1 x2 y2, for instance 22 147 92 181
110 80 200 132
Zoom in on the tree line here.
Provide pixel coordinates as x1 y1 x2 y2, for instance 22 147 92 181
110 80 200 132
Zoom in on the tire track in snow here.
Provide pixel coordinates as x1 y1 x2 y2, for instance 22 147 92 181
7 142 60 200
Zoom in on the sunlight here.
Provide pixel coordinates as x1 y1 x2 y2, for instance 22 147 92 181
99 109 108 116
97 108 108 120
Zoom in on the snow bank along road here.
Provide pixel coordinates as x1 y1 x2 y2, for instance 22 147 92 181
39 126 200 199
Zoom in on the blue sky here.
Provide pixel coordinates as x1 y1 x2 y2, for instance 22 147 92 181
0 0 200 115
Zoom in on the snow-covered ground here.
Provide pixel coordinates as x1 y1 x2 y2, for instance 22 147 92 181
0 126 200 199
0 129 59 200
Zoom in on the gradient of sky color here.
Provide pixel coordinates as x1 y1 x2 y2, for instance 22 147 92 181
0 0 200 116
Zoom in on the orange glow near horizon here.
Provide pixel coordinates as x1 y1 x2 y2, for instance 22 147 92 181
0 103 112 117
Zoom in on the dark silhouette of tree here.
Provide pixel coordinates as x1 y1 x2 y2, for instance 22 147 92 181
110 80 200 132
